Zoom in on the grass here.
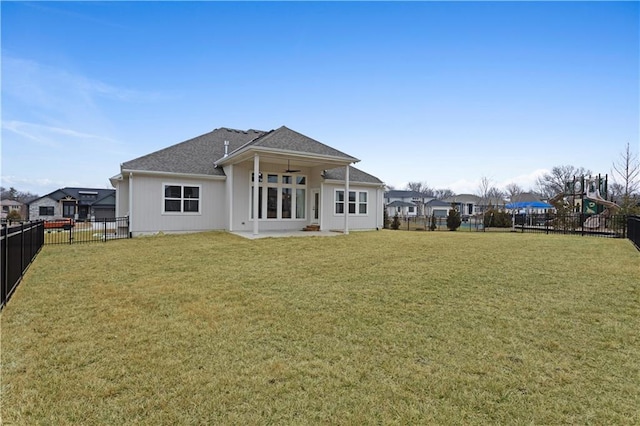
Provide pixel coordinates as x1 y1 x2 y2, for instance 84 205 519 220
1 231 639 424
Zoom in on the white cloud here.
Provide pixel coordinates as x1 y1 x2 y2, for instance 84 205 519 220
2 120 120 148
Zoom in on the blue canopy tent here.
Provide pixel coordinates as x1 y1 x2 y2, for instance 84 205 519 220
505 201 553 209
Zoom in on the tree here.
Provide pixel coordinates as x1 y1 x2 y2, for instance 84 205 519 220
505 182 523 202
0 186 39 203
477 176 503 213
487 187 505 207
612 142 640 198
434 188 455 199
390 212 401 230
536 165 592 199
405 181 435 216
446 203 461 231
429 213 437 231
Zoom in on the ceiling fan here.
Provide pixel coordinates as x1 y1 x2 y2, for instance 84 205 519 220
284 159 301 173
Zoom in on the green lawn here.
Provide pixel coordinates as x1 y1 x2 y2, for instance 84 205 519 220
1 231 639 424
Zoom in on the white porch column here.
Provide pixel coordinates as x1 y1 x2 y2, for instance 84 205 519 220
128 172 133 237
253 154 260 236
344 165 349 235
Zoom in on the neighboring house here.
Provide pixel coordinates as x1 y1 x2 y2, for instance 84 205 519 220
424 199 451 218
1 199 26 220
28 188 116 221
443 194 481 218
110 126 385 236
384 190 431 217
386 200 416 219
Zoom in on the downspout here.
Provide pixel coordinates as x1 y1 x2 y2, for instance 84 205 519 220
128 172 133 237
319 182 324 231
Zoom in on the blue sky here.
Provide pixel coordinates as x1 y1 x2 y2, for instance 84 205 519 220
2 1 638 196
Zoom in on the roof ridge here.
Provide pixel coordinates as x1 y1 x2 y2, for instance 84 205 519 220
226 128 275 156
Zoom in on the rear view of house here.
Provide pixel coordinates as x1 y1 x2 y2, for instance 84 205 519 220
110 126 385 236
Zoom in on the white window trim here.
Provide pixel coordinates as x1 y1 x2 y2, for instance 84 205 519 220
249 172 307 220
162 183 202 215
334 189 369 216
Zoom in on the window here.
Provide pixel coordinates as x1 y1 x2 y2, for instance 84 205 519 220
250 172 307 220
267 187 278 218
163 184 200 213
296 188 306 219
335 190 368 215
359 192 368 214
39 206 54 216
335 190 345 214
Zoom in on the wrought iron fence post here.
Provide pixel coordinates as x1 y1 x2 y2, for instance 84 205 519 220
20 222 25 274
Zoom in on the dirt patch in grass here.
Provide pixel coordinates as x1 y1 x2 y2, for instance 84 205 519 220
2 231 639 424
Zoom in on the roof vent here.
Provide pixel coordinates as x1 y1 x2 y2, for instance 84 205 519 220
224 140 229 157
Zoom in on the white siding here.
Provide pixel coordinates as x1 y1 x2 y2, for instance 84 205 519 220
129 174 226 236
115 180 129 217
321 183 383 231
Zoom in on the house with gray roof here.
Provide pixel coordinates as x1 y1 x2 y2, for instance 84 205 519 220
384 190 432 217
28 187 115 221
110 126 385 236
424 199 451 218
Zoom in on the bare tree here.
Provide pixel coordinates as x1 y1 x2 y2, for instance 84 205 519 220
0 186 39 203
405 181 435 216
505 182 523 202
536 165 592 198
434 188 455 199
487 187 505 207
405 181 434 196
612 142 640 197
477 176 492 213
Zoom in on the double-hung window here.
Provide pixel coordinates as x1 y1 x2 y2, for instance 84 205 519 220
335 190 368 215
163 184 200 213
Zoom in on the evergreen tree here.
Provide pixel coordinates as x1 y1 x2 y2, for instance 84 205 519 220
390 212 401 230
429 213 437 231
446 204 461 231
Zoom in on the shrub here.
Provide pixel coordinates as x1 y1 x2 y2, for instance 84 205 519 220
429 213 437 231
6 210 22 221
446 205 461 231
390 212 401 230
483 208 512 228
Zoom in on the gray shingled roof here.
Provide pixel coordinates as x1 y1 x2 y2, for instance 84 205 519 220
425 199 451 207
235 126 359 161
322 166 384 185
122 126 361 176
385 190 424 199
387 200 416 207
122 128 265 176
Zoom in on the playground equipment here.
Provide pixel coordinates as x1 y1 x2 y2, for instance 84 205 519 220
550 174 619 229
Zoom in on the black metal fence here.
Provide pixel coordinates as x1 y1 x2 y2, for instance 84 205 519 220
513 213 627 238
391 213 628 238
1 221 44 310
628 216 640 250
44 217 130 245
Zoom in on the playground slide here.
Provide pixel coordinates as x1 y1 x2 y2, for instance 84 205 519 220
585 192 619 211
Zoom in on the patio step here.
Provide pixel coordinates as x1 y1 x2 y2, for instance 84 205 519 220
303 224 320 231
